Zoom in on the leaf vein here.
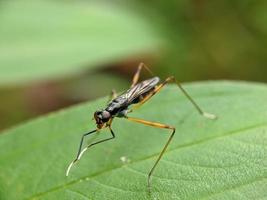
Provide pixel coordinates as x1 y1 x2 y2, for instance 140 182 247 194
199 177 266 200
66 189 91 200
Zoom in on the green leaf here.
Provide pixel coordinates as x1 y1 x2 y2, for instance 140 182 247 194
0 0 161 86
0 81 266 200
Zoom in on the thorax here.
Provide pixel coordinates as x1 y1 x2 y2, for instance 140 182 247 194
105 95 129 117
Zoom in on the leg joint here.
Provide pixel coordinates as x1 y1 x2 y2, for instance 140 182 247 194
166 76 175 83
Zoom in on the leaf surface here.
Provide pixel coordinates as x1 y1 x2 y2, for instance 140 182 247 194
0 81 266 200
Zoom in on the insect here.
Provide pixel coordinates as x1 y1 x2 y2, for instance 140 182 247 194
66 63 216 189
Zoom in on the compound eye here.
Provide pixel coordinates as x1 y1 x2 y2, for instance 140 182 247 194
97 113 102 119
94 110 102 120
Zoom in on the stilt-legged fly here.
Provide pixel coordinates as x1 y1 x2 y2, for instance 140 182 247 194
66 63 217 190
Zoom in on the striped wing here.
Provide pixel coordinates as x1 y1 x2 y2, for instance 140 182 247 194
125 77 160 103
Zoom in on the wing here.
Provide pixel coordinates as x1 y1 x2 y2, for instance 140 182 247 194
125 77 160 103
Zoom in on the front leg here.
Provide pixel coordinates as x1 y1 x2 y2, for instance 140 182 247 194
66 126 115 176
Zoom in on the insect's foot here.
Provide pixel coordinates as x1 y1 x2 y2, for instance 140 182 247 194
66 159 78 177
203 112 217 120
147 175 152 194
66 162 73 177
147 183 152 195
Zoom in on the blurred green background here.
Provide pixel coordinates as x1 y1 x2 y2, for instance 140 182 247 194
0 0 266 131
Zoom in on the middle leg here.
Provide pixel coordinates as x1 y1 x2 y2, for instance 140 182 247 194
107 89 118 103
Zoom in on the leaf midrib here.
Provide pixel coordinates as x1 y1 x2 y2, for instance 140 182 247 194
26 122 267 200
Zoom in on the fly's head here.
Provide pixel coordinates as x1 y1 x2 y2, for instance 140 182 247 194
94 110 111 129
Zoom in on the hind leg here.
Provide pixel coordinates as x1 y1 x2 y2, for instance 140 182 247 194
131 63 154 87
132 76 217 120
